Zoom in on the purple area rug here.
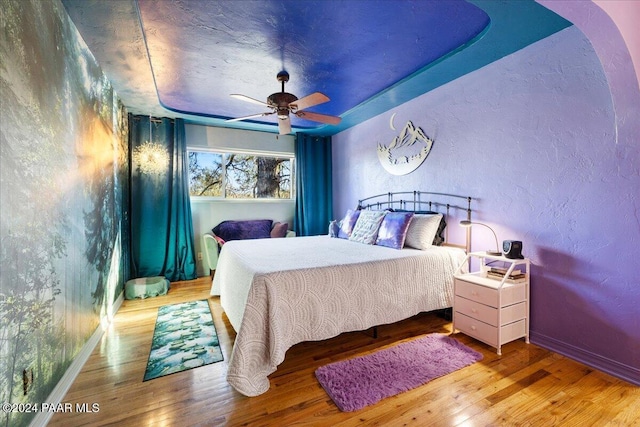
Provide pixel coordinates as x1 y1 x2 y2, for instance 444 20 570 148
315 334 483 412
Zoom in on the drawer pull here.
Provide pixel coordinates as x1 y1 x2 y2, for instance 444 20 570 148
471 308 478 313
471 326 477 331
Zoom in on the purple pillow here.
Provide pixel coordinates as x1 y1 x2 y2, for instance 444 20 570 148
337 209 361 239
271 222 289 238
375 212 415 249
212 219 273 242
328 220 340 238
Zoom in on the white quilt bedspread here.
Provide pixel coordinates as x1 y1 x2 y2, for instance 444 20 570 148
210 235 466 396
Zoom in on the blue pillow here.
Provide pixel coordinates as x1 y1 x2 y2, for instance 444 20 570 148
376 212 415 249
337 209 361 239
329 220 340 238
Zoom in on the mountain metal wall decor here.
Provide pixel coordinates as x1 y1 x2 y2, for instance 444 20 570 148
377 114 434 175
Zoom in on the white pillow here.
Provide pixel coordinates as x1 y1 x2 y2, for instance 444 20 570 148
349 210 387 245
404 213 443 250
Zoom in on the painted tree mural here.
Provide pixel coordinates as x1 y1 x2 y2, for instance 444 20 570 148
0 1 129 426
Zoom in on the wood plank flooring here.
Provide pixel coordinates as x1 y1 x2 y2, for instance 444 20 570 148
48 277 640 426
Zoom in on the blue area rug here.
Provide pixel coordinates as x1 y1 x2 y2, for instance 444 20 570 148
144 300 223 381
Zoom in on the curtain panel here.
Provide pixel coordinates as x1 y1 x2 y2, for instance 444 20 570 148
129 115 197 281
294 133 333 236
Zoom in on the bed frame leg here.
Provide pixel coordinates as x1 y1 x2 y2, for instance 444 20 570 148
436 308 453 321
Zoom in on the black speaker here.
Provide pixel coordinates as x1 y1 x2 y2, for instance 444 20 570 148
502 240 524 259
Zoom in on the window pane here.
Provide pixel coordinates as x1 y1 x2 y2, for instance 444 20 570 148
225 154 257 198
255 156 291 199
259 157 291 199
188 151 223 197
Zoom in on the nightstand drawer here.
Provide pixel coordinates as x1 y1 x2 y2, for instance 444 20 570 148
455 313 526 348
455 297 526 327
454 296 497 325
454 312 498 346
455 279 498 307
455 277 526 308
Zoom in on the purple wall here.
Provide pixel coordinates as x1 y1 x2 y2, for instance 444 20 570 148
332 24 639 384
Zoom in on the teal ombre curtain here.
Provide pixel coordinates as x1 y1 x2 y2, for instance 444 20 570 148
294 133 333 236
129 115 197 281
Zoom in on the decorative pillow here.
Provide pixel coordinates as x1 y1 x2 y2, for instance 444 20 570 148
414 210 446 245
349 210 387 245
337 209 361 239
404 213 443 250
396 209 447 245
212 219 273 242
375 211 415 249
270 222 289 238
328 220 340 238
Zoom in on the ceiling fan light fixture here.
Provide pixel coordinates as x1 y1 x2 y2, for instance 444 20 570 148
277 107 290 119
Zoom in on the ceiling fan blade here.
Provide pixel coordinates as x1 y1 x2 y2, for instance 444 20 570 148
295 110 342 125
230 94 270 107
289 92 329 111
278 116 292 135
226 111 274 122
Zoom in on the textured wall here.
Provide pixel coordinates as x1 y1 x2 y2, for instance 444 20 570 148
332 25 639 383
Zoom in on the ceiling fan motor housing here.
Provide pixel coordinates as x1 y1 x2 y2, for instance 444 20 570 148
268 92 298 118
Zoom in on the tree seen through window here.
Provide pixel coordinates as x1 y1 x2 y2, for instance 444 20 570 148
188 151 293 198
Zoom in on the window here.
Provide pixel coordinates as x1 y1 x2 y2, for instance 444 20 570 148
188 150 294 199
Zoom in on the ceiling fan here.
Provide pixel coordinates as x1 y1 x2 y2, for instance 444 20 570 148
226 71 342 135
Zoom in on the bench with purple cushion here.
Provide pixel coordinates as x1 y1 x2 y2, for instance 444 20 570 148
203 219 294 277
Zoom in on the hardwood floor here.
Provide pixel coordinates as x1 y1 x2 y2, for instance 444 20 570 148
49 277 640 426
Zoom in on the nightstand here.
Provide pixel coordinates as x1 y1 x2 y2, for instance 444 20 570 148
452 252 530 355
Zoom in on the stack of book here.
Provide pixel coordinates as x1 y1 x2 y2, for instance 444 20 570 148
486 266 527 283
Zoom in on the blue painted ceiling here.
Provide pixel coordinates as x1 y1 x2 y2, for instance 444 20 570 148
62 0 571 135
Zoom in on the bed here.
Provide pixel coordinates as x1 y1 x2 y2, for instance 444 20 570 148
210 191 473 396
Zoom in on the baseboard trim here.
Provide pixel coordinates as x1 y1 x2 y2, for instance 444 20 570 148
29 291 124 427
530 331 639 386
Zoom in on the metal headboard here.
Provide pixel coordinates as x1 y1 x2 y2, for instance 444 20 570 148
357 191 473 252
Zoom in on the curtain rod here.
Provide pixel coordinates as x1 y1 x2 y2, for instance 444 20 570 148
131 116 174 124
